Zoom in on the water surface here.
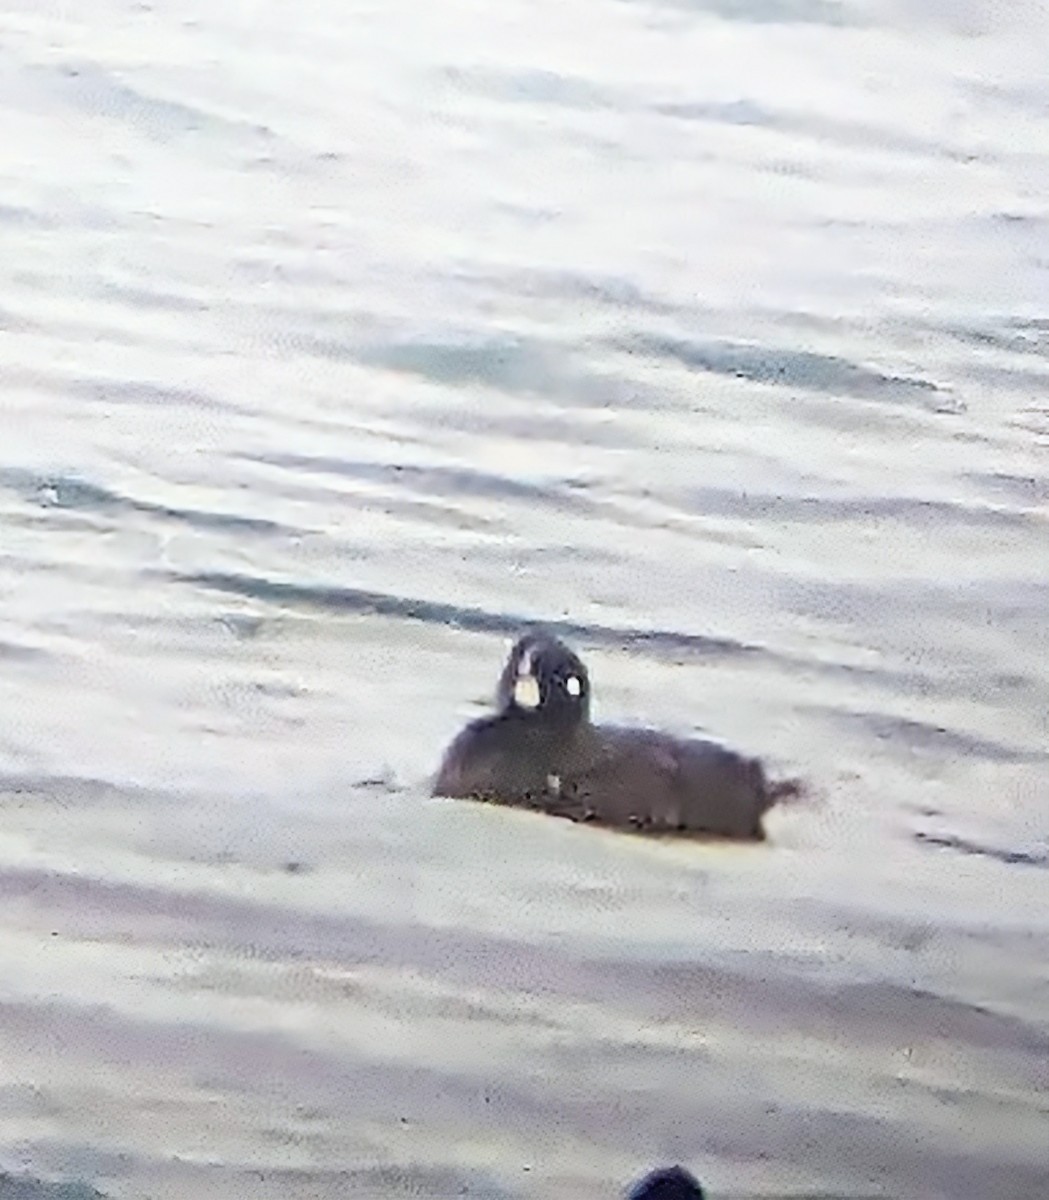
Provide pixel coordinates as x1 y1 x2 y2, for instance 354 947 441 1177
1 0 1047 1197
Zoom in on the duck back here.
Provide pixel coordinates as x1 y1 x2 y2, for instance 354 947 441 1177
546 724 777 839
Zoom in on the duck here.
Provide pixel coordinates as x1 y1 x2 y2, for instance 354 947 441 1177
432 631 799 840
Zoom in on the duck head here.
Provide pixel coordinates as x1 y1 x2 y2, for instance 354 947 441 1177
626 1165 706 1200
496 632 591 728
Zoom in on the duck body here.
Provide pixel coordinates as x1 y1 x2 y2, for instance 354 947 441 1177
432 708 572 811
432 632 797 840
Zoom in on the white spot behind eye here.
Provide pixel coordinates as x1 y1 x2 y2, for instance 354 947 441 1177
565 675 582 697
513 675 541 709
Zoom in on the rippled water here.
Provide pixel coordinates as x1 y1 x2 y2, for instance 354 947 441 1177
1 0 1048 1197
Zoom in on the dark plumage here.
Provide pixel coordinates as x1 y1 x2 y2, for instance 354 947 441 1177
432 632 799 840
627 1165 707 1200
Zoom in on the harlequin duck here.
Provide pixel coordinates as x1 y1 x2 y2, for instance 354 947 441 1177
432 632 799 840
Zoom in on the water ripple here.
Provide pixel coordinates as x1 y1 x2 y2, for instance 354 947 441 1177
0 639 48 663
0 468 295 538
169 569 767 661
0 1175 104 1200
346 334 663 410
620 333 948 405
171 568 947 699
803 705 1047 767
672 485 1035 532
915 831 1049 871
236 451 600 516
24 60 276 148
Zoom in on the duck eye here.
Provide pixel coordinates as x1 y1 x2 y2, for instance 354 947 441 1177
565 675 582 697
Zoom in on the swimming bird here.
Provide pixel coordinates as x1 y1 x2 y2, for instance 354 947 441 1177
432 631 799 839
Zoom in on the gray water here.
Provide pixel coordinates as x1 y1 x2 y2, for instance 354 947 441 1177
1 0 1047 1197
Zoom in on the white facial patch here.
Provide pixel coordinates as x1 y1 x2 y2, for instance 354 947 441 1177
513 673 541 709
513 643 541 709
565 674 582 697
